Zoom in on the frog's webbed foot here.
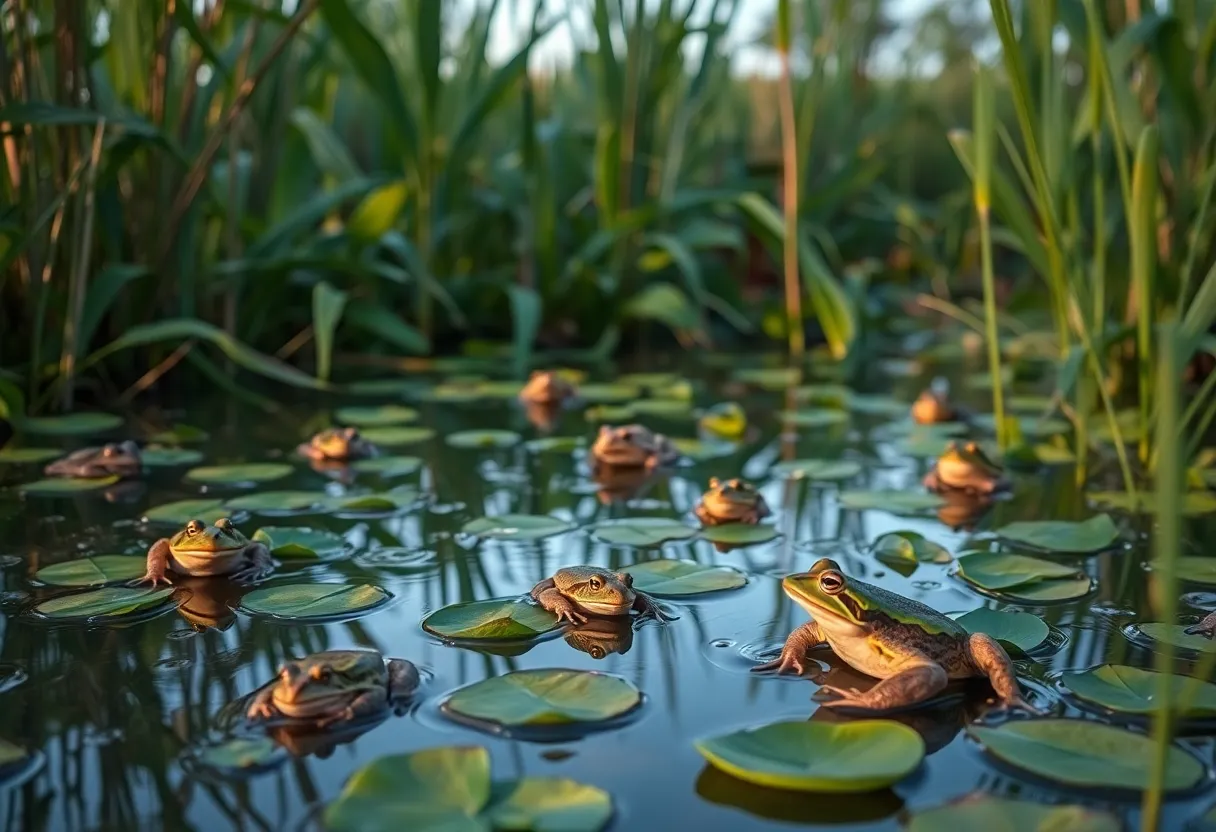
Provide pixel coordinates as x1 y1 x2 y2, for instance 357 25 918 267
1185 611 1216 637
751 621 823 676
129 539 173 587
231 544 276 584
633 591 677 622
966 632 1041 713
817 662 948 713
532 586 588 625
246 686 278 721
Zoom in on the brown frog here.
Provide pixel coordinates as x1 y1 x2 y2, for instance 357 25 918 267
530 566 675 625
132 518 276 586
246 650 419 728
519 370 577 405
911 390 958 425
590 424 679 471
923 441 1010 495
695 477 771 525
44 441 142 479
297 427 378 462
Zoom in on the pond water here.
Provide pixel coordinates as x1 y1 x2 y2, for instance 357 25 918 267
2 353 1216 831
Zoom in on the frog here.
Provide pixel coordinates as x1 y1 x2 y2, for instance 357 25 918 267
131 518 276 587
695 477 771 525
911 390 958 425
590 424 680 471
44 440 142 479
296 427 378 462
923 441 1010 495
1185 612 1216 638
246 650 420 728
564 616 635 659
518 370 577 405
753 558 1034 714
530 566 676 625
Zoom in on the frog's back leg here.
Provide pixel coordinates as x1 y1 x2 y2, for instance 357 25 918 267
817 658 948 713
965 632 1037 711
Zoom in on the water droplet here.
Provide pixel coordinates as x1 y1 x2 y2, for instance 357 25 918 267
911 580 940 591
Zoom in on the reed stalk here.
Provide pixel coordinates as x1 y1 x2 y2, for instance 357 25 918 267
776 0 804 361
1130 125 1159 464
973 62 1005 448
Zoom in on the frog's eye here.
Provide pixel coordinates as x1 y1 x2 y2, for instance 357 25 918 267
215 518 232 531
621 573 633 588
620 429 633 441
310 665 331 682
589 575 603 591
964 442 979 453
185 520 202 535
818 571 845 595
102 444 117 457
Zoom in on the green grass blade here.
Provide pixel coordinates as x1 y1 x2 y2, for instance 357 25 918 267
311 280 348 382
1130 125 1159 462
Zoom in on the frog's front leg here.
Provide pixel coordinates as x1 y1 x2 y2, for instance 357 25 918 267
231 543 276 583
1185 611 1216 637
246 684 278 721
966 632 1040 713
130 539 174 587
530 579 588 625
632 591 677 622
387 659 421 700
316 688 390 729
817 659 947 713
752 621 825 675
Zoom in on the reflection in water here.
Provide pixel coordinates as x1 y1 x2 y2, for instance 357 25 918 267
564 617 635 659
694 763 905 825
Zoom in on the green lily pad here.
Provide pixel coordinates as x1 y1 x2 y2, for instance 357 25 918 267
630 399 693 417
1060 665 1216 717
349 456 423 477
473 380 525 399
906 795 1121 832
446 430 521 449
34 586 176 620
698 524 780 546
626 559 747 596
18 475 120 495
322 488 421 514
585 404 636 422
894 436 954 458
148 424 209 444
23 412 123 436
424 383 484 404
461 514 576 541
955 608 1049 652
1033 443 1077 464
847 393 907 416
1087 490 1216 516
967 719 1204 792
669 438 731 460
733 367 801 389
224 491 323 513
358 426 437 446
192 737 282 773
770 459 861 481
343 378 429 397
251 527 346 558
334 405 419 426
972 413 1070 439
577 383 640 403
617 372 677 389
141 498 228 525
872 531 952 567
34 555 146 587
781 409 849 429
140 447 205 467
185 463 293 486
525 437 584 454
695 719 924 793
487 778 613 832
838 491 945 514
1171 557 1216 586
0 447 62 464
1137 623 1216 654
444 669 641 727
590 518 697 547
239 583 389 620
792 383 851 404
422 599 562 641
955 552 1091 602
992 514 1119 553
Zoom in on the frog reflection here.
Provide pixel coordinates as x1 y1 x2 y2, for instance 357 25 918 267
524 400 563 434
173 576 248 631
935 491 994 531
591 464 663 505
563 616 635 659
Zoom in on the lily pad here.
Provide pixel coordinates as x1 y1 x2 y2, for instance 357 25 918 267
34 555 146 587
239 583 389 620
0 447 62 464
334 405 419 426
443 669 641 727
487 778 613 832
590 518 697 547
781 409 849 429
140 447 205 467
18 476 120 495
33 586 175 620
695 719 924 793
838 491 945 514
626 559 747 596
251 527 346 558
1137 623 1216 654
525 437 584 454
630 399 693 418
698 524 780 546
446 430 521 449
906 795 1121 832
224 491 323 513
349 456 424 477
191 737 283 774
148 424 209 444
967 719 1204 792
699 403 747 439
1172 557 1216 586
23 412 123 436
577 383 640 403
1060 665 1216 717
461 514 576 541
770 459 861 481
955 608 1049 652
955 552 1092 603
422 598 561 641
358 426 437 446
992 514 1119 553
322 488 421 514
733 367 801 389
585 404 636 422
617 372 677 390
973 413 1070 439
141 498 228 525
872 531 952 567
669 438 730 460
474 380 525 399
185 463 293 486
847 393 907 417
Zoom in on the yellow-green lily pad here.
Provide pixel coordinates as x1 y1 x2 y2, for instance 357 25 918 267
906 794 1120 832
461 514 576 541
486 778 613 832
669 438 731 460
992 514 1119 553
349 456 423 477
185 463 294 486
358 426 436 446
1060 664 1216 717
839 491 945 514
422 599 562 642
955 608 1048 652
967 719 1204 792
781 409 849 429
1137 623 1216 654
148 424 209 444
18 476 120 495
590 518 697 547
872 531 952 567
140 447 205 467
770 459 861 481
141 498 227 525
698 524 780 546
1170 557 1216 586
251 527 346 558
630 399 693 418
617 372 678 390
955 553 1091 603
239 583 389 620
33 586 176 620
34 555 146 587
1087 490 1216 516
525 437 584 454
323 487 420 514
733 367 801 389
577 383 640 403
473 380 525 399
0 447 62 464
446 430 521 449
585 404 636 422
190 737 284 774
443 669 641 727
334 405 419 426
0 738 28 768
695 719 924 793
847 393 907 416
224 491 323 513
23 412 123 436
627 559 747 596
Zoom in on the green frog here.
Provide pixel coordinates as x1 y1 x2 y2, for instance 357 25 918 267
911 390 957 425
754 558 1033 713
695 477 771 525
923 441 1010 495
590 424 680 471
246 650 420 728
530 566 675 625
519 370 577 405
132 518 276 586
44 441 142 479
297 427 378 462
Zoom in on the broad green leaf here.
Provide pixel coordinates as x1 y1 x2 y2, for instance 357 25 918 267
148 424 209 444
140 447 205 467
141 499 227 525
487 778 613 832
782 409 849 429
525 437 584 454
621 282 703 336
350 456 423 477
906 795 1120 832
992 515 1119 553
192 737 282 773
422 599 562 641
630 399 693 418
577 383 640 404
322 488 420 514
955 552 1082 590
0 739 27 767
1138 623 1216 654
22 412 123 436
695 719 924 793
185 463 294 485
460 515 576 541
344 301 430 355
347 180 408 242
732 367 801 389
1087 490 1216 516
19 476 120 495
34 555 145 587
1060 665 1216 717
669 438 733 461
590 518 697 547
239 583 389 620
444 669 640 727
955 608 1048 652
224 491 323 513
1157 557 1216 586
507 285 541 378
446 430 521 449
251 527 346 558
699 402 747 439
838 491 945 514
627 560 746 596
0 447 61 464
359 426 436 446
873 532 952 566
34 586 175 620
334 405 419 426
312 281 348 383
698 524 780 546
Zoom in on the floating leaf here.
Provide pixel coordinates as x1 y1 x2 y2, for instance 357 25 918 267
967 720 1203 792
34 586 175 620
461 514 576 541
0 447 61 464
224 491 323 513
148 424 209 444
992 515 1119 553
994 576 1094 603
1171 557 1216 586
733 367 800 389
972 413 1070 438
358 426 436 446
422 599 561 641
525 437 584 454
617 372 677 390
487 778 613 832
589 518 697 547
34 555 145 587
140 447 205 467
0 739 27 768
444 669 640 727
626 560 746 596
955 552 1082 590
1137 623 1216 654
239 583 389 620
847 393 907 416
141 498 227 525
333 405 419 426
192 737 282 773
906 795 1120 832
770 459 861 481
781 409 849 429
838 491 945 514
251 527 346 558
23 412 123 436
585 404 636 422
698 524 780 546
669 438 732 460
577 383 640 403
19 476 120 495
955 608 1048 652
699 402 747 439
872 531 952 567
185 463 294 485
322 489 420 514
695 720 924 793
446 430 521 449
1087 490 1216 516
350 456 423 477
473 380 525 399
630 399 692 418
1060 665 1216 717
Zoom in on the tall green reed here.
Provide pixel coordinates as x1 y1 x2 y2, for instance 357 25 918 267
775 0 804 361
972 62 1006 449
